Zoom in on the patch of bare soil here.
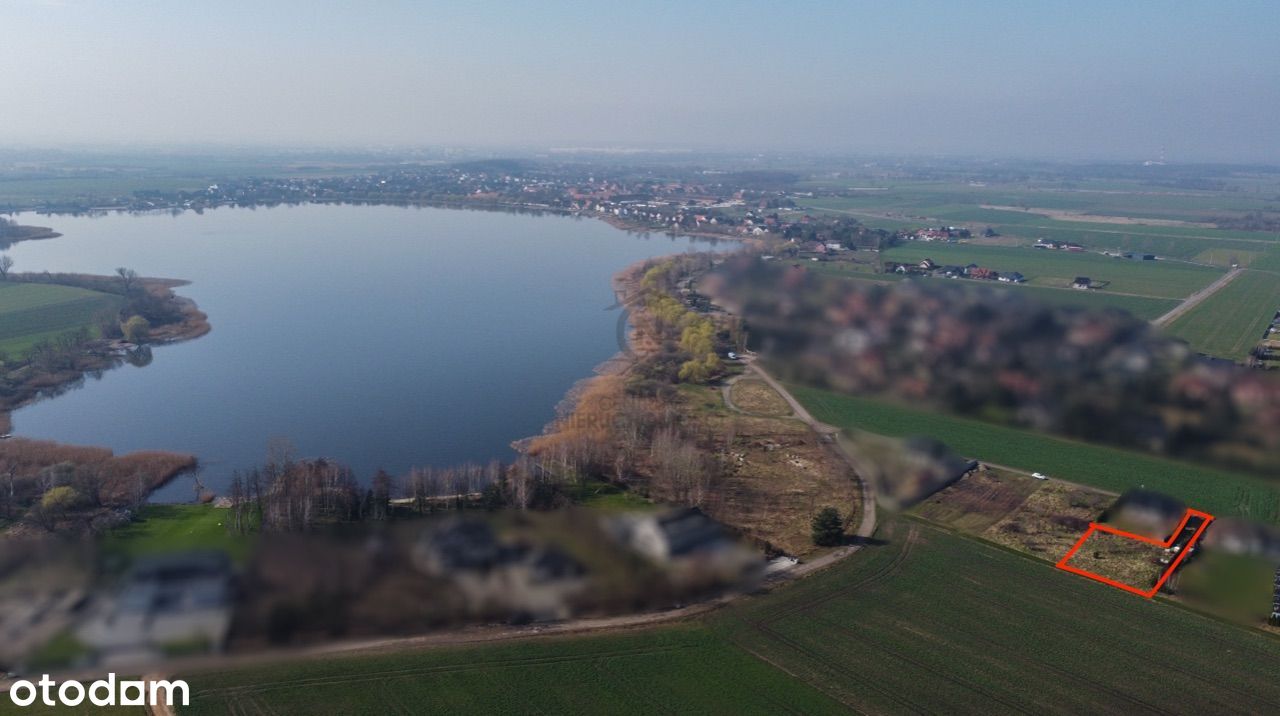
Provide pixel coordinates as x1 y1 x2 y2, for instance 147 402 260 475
966 234 1028 247
911 467 1041 533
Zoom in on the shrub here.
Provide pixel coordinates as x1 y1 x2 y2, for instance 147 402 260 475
121 314 150 343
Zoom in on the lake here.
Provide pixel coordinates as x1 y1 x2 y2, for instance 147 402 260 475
7 204 727 501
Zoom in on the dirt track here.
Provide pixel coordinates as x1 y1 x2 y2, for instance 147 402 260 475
1151 267 1242 327
726 356 878 545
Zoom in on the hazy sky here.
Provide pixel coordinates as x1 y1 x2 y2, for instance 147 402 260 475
2 0 1277 161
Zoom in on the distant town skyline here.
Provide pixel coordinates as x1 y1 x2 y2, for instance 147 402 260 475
2 0 1277 162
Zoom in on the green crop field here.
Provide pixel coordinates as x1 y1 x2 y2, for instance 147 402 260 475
179 626 846 715
988 283 1179 320
1249 250 1280 273
810 260 1179 319
985 224 1274 263
882 243 1222 298
794 187 1280 262
794 182 1280 226
0 282 122 357
710 518 1280 713
1166 270 1280 360
172 518 1280 714
788 384 1280 524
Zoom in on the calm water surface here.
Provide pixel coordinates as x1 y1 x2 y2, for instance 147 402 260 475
9 205 726 500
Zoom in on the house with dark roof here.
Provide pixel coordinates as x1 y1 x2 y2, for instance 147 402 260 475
605 507 763 585
614 507 732 563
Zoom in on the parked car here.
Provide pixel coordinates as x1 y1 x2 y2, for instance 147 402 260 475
1032 472 1048 480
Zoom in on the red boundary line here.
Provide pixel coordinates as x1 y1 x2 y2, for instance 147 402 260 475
1055 508 1214 598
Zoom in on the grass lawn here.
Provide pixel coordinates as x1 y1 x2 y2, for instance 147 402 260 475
0 281 122 357
882 243 1222 298
1165 269 1280 361
102 504 255 565
576 479 657 512
788 384 1280 524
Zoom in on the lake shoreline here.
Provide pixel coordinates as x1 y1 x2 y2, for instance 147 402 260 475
0 275 210 435
6 202 735 504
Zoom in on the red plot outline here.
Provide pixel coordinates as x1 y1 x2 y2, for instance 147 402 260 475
1055 508 1214 598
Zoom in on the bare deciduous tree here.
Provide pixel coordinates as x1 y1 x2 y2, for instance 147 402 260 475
115 267 138 294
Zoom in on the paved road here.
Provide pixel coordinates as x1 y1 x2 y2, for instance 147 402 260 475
1152 267 1242 327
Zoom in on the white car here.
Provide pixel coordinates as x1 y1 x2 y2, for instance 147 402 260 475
1031 472 1048 480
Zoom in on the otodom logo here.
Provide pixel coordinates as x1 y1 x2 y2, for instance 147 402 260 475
8 674 189 708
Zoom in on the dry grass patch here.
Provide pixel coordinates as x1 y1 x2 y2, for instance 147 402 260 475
984 481 1113 558
695 411 860 556
0 438 196 510
729 378 792 416
981 205 1216 228
1061 530 1165 588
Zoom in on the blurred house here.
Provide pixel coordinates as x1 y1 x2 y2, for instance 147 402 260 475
606 508 761 582
1201 518 1280 562
1103 489 1186 540
857 434 977 510
76 551 233 666
612 508 729 563
0 540 94 670
412 520 587 621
